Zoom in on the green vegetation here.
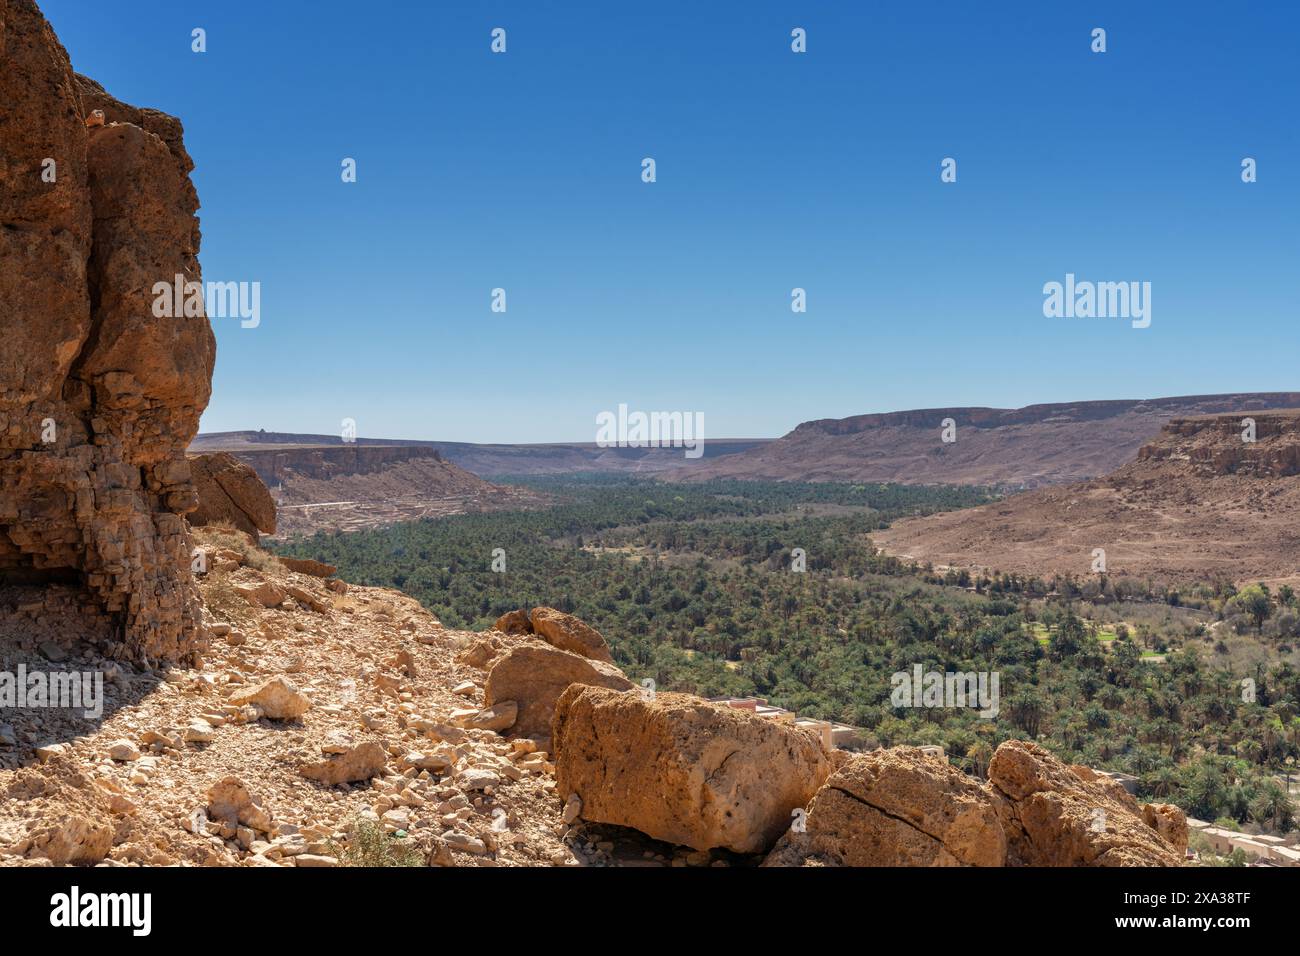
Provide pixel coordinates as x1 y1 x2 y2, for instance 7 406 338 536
278 476 1300 835
334 819 424 867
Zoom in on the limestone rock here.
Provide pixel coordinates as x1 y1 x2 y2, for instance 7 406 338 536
988 740 1182 866
0 0 214 663
485 642 633 739
493 610 533 635
552 686 832 853
1141 803 1189 857
452 702 517 733
188 452 277 539
763 747 1005 867
277 556 338 577
299 740 388 785
29 814 115 865
107 739 140 762
529 607 614 663
236 582 287 609
228 676 311 720
206 777 273 833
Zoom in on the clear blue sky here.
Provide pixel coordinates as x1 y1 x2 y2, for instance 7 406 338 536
42 0 1299 442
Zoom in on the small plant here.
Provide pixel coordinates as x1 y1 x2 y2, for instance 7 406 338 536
334 818 423 868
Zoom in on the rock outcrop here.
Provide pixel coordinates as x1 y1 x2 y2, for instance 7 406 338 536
763 740 1184 867
763 748 1006 866
1 0 214 662
526 607 615 663
485 643 633 740
988 741 1183 866
188 452 277 540
551 686 833 853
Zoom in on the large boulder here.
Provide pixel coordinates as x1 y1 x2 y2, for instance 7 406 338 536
529 607 613 663
485 643 634 740
228 676 311 720
299 740 388 786
763 747 1006 867
188 452 277 539
552 686 833 853
0 0 214 663
988 740 1183 866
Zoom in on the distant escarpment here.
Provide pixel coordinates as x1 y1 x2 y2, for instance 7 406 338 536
193 443 548 538
192 430 769 479
680 393 1300 488
873 410 1300 587
1 0 213 662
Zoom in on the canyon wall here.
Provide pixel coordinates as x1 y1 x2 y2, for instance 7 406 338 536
0 0 214 662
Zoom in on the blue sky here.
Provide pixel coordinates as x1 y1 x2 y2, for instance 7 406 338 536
42 1 1299 442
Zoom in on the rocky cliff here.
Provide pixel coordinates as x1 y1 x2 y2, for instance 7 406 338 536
0 0 213 662
873 410 1300 586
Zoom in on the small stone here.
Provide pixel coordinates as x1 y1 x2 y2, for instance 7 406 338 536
452 681 477 697
562 793 582 824
107 739 140 762
457 768 501 791
36 743 69 762
443 831 487 855
183 720 215 744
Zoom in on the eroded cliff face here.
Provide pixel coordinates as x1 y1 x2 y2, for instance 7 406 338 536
1 0 215 662
1136 412 1300 478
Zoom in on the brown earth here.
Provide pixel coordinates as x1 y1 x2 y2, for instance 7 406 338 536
872 410 1300 587
680 394 1300 489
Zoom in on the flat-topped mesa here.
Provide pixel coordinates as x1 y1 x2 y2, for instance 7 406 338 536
225 445 445 488
1136 410 1300 478
0 0 215 663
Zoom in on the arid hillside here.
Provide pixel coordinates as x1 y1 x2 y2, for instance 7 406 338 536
0 529 1189 868
190 444 548 539
680 394 1300 488
872 410 1300 587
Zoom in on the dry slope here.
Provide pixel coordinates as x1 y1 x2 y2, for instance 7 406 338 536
872 410 1300 587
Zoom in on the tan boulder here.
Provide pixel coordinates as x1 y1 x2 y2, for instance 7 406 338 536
1142 803 1189 857
277 556 337 577
206 777 273 832
299 740 388 785
236 581 287 609
494 610 533 635
284 583 330 614
485 643 634 740
530 607 613 663
552 686 832 853
988 740 1182 866
457 636 505 671
29 814 115 866
763 747 1005 867
228 676 311 720
188 452 276 539
451 702 518 733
